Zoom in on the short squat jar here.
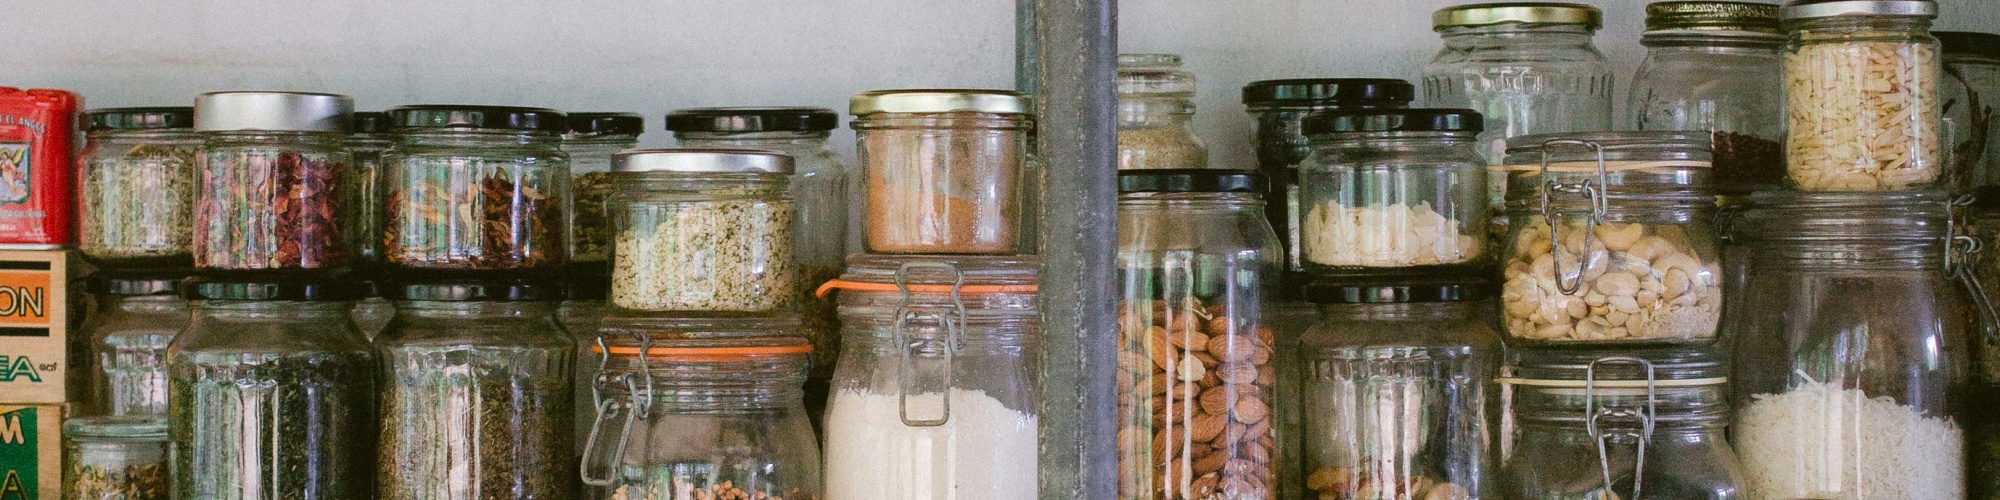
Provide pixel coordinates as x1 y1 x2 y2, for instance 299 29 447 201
608 148 796 312
76 107 200 268
1781 0 1944 191
63 416 168 500
1627 1 1787 195
852 89 1035 254
564 112 644 265
77 273 187 417
382 105 571 273
1297 108 1488 277
1243 78 1416 275
192 91 354 270
1118 54 1208 170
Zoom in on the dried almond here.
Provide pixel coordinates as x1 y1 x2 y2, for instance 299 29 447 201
1193 451 1228 475
1206 316 1232 336
1256 326 1274 345
1166 314 1201 335
1176 353 1206 382
1199 387 1230 415
1146 326 1174 371
1209 334 1256 363
1306 466 1352 492
1233 395 1269 424
1170 328 1210 352
1219 362 1259 385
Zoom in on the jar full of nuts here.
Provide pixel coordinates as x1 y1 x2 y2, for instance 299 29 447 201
1297 108 1489 278
1781 0 1944 192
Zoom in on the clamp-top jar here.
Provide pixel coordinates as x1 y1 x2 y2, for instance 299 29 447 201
192 91 354 271
1243 79 1416 275
1423 3 1615 162
852 89 1035 255
1781 0 1944 191
1628 1 1787 195
1118 54 1207 171
565 112 644 266
1298 108 1489 277
77 107 200 268
381 105 571 273
607 148 796 313
1939 31 2000 192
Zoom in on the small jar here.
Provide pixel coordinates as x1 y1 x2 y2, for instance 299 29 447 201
192 91 354 270
1118 54 1207 171
607 148 796 312
1423 3 1615 162
1628 1 1787 195
77 273 186 417
852 89 1035 254
1500 348 1743 499
1299 280 1500 500
1940 31 2000 192
381 105 571 272
76 107 200 268
821 254 1040 500
1243 79 1416 276
347 111 392 267
565 112 644 265
1298 108 1489 277
1499 132 1724 346
63 416 168 500
1781 0 1943 191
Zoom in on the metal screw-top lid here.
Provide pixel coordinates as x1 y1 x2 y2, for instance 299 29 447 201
612 148 795 174
1937 31 2000 60
1433 2 1604 30
665 107 839 133
567 112 645 136
1645 1 1784 34
84 107 195 131
351 111 391 134
1301 108 1484 135
1118 53 1196 96
1780 0 1936 21
1241 78 1416 109
388 105 568 133
65 416 168 441
194 91 353 133
849 89 1033 116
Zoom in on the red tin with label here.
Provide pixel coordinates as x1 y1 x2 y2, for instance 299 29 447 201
0 89 77 249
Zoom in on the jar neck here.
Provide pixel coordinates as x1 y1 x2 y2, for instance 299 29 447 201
1790 16 1934 36
1439 23 1598 49
194 300 351 319
393 300 559 319
675 131 830 149
851 112 1033 131
1313 131 1481 151
1119 97 1195 128
612 171 791 193
1750 240 1948 269
1640 32 1786 50
102 295 188 316
1315 301 1484 322
1118 191 1264 211
396 129 562 148
598 357 807 412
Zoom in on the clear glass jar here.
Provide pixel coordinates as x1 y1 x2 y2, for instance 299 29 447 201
821 254 1040 500
1730 190 1969 499
1781 0 1943 191
381 105 571 272
580 334 820 500
78 273 186 417
375 280 575 498
564 274 611 461
1298 109 1489 277
565 112 643 265
1628 1 1787 195
192 91 354 270
1244 79 1416 277
1423 3 1614 163
1298 280 1500 500
1118 54 1207 171
1965 197 2000 498
77 107 200 268
348 111 392 267
1114 171 1280 499
1499 132 1724 346
852 89 1035 255
63 416 168 500
1941 32 2000 192
607 148 796 312
1500 348 1743 499
167 276 375 499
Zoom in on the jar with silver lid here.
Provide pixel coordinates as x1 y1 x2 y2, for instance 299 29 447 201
1423 2 1615 163
1781 0 1944 191
192 91 354 271
607 148 796 312
852 89 1036 255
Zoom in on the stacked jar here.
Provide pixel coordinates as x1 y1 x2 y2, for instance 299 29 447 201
1781 0 1944 192
1628 1 1787 197
77 107 200 270
347 111 396 338
564 112 643 272
1119 54 1208 171
1939 31 2000 194
1242 78 1416 284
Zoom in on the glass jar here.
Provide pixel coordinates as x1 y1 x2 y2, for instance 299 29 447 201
348 111 392 267
1298 280 1500 500
565 273 611 459
1781 0 1943 191
375 279 575 498
1940 32 2000 192
167 276 375 498
565 112 643 265
1118 54 1207 171
1423 3 1614 163
1965 196 2000 499
63 416 168 500
821 254 1039 500
1628 1 1787 195
580 334 819 500
1298 108 1489 277
192 91 354 270
1498 132 1724 346
78 273 186 417
607 148 796 312
852 89 1035 255
1499 348 1743 500
1730 190 1970 499
76 107 200 268
1244 79 1416 276
381 105 571 273
1114 170 1280 499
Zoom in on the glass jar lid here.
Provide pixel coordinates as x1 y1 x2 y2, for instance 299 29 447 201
84 107 194 131
1644 1 1784 34
64 416 167 441
612 148 795 174
1117 53 1195 96
1502 131 1715 204
181 272 368 302
1780 0 1936 21
352 111 391 135
1432 2 1604 30
383 278 563 302
849 89 1033 116
193 91 353 133
1300 108 1483 136
665 107 839 133
85 271 185 296
565 112 645 137
1116 169 1265 194
1937 31 2000 59
1301 278 1494 304
1739 190 1953 242
1241 78 1415 109
387 105 568 133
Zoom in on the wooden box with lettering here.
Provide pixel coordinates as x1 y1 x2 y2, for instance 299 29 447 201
0 250 76 404
0 404 62 500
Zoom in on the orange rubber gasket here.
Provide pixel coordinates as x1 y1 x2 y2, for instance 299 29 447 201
592 344 813 357
814 279 1039 298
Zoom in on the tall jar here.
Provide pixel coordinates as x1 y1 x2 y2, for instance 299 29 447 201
1114 170 1280 499
1628 1 1787 195
347 112 395 338
1298 108 1488 278
564 112 643 266
1298 280 1500 500
821 255 1040 500
76 107 199 268
1730 190 1970 499
1940 32 2000 192
852 89 1035 255
607 148 796 312
375 279 574 498
1118 54 1207 171
1243 79 1416 277
77 273 187 417
381 105 570 273
1781 0 1943 191
1498 132 1724 346
63 416 169 500
580 334 820 500
1965 196 2000 498
1500 348 1743 499
167 276 376 499
191 91 353 271
1423 3 1614 163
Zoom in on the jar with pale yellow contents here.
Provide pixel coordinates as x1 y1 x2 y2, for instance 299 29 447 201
1296 108 1489 279
1781 0 1943 191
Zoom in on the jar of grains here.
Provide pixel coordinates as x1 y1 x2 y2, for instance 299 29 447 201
1243 78 1415 277
580 334 820 500
820 254 1039 500
381 105 570 273
77 272 187 417
1628 1 1787 196
1114 170 1280 499
375 279 574 498
607 148 796 312
564 112 644 265
1423 3 1615 163
191 91 353 270
63 416 169 500
1939 31 2000 192
1730 190 1970 499
76 107 200 268
1118 54 1208 171
852 89 1035 254
1298 108 1488 278
1781 0 1943 191
1499 131 1724 346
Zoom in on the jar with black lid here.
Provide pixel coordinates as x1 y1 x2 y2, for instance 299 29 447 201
1628 1 1787 195
77 107 200 268
76 272 187 417
1297 108 1489 278
64 416 169 500
565 112 644 266
1243 78 1415 277
192 91 354 271
381 105 571 274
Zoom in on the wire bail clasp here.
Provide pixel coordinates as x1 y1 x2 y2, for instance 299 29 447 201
893 261 969 427
580 330 655 486
1540 139 1611 296
1585 355 1657 500
1948 195 2000 344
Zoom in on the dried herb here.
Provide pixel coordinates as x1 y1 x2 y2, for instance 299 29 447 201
194 150 348 269
608 478 816 500
384 162 565 270
573 171 615 262
611 198 795 311
1711 131 1784 194
80 143 197 263
169 350 375 498
378 345 573 498
68 461 168 500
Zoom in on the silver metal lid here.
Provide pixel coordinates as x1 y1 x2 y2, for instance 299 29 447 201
850 89 1033 115
612 148 795 174
1781 0 1936 20
193 91 354 133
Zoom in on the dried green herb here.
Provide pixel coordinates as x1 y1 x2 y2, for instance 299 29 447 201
378 345 574 498
384 161 565 270
194 150 348 269
169 350 375 499
81 143 197 263
573 171 615 263
611 198 795 311
67 461 168 500
798 264 842 380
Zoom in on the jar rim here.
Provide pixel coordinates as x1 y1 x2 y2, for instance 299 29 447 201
64 416 167 440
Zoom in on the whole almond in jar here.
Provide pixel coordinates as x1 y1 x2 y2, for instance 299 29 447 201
1781 0 1944 191
1499 132 1724 346
381 105 571 273
192 91 353 270
851 90 1034 254
607 148 796 312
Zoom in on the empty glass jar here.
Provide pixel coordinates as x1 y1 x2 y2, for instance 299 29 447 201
1424 3 1614 163
77 107 199 268
63 416 168 500
1941 31 2000 192
1628 1 1786 195
1244 79 1416 275
1781 0 1943 191
348 111 392 268
607 148 796 312
192 91 354 270
1297 108 1489 277
1119 54 1207 171
852 89 1035 255
78 273 187 417
565 112 643 265
381 105 571 273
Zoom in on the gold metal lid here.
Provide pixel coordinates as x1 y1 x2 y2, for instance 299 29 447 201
1646 1 1783 34
849 89 1033 115
1433 2 1604 30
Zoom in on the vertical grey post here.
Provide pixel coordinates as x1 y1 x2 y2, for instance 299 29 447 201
1026 0 1118 498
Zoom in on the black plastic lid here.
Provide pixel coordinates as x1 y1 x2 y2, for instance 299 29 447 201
351 111 391 134
384 278 562 302
1118 169 1267 194
86 272 187 296
567 112 645 135
181 273 368 302
665 107 840 133
1241 79 1416 108
1302 278 1493 304
1938 31 2000 59
565 264 611 301
83 107 195 131
387 105 568 133
1302 108 1484 136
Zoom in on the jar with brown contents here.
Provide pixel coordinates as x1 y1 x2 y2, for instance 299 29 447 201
192 91 354 271
381 105 571 274
851 90 1035 254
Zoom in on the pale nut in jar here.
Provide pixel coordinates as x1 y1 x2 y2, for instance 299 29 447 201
1501 220 1722 342
1305 466 1471 500
1785 37 1942 191
1305 201 1483 267
1117 297 1275 499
